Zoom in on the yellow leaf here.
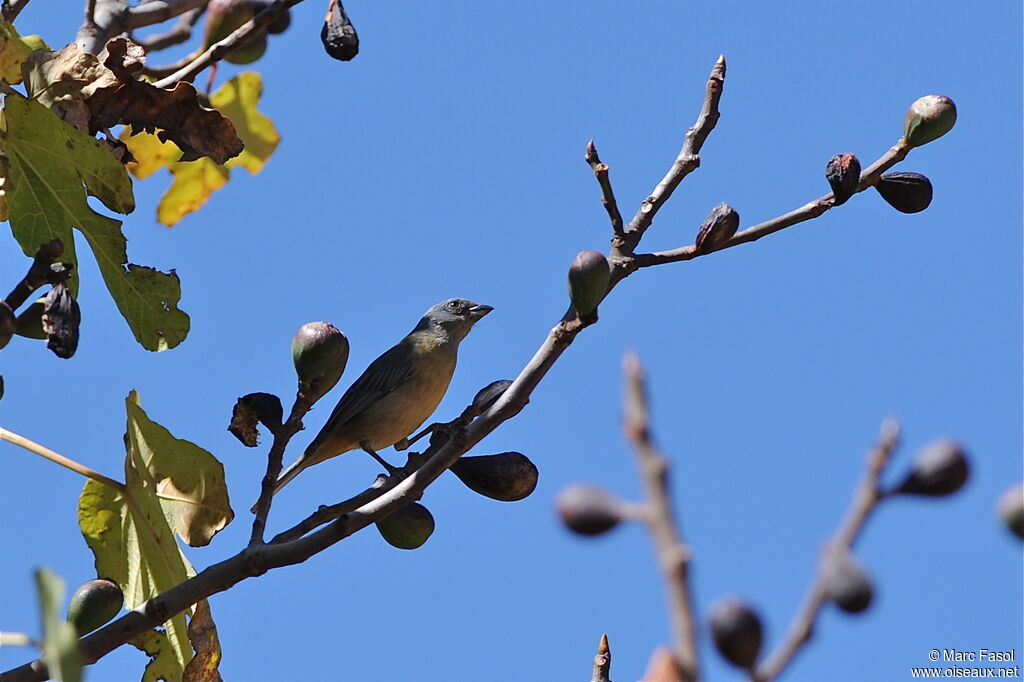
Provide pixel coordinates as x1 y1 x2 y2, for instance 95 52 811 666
0 20 48 85
211 71 279 174
123 131 184 180
157 159 229 227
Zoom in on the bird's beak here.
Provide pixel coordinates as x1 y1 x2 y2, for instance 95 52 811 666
468 303 494 319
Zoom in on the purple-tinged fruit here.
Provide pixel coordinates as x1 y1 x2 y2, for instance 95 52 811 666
894 439 969 497
904 95 957 148
556 483 623 536
292 321 349 403
695 202 740 253
874 172 933 213
567 250 610 318
709 597 763 669
451 452 538 502
825 153 861 206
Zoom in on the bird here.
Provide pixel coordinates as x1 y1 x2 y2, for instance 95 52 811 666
268 297 493 501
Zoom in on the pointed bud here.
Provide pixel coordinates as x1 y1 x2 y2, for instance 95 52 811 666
567 250 611 319
709 597 763 669
874 172 933 213
894 439 969 497
292 321 349 403
556 484 623 536
823 550 874 614
66 578 123 635
451 452 538 502
904 95 956 148
0 300 14 349
997 483 1024 540
695 202 740 254
825 153 861 206
375 503 435 550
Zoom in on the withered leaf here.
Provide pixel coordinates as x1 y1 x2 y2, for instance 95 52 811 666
42 282 81 359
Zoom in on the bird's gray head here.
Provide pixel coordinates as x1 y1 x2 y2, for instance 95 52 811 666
415 298 493 342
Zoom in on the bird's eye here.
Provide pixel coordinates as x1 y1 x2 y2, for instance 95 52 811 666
447 300 462 311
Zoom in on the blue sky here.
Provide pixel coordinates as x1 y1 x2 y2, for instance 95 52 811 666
2 2 1021 681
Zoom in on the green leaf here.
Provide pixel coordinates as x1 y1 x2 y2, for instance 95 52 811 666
0 20 48 85
78 391 233 681
34 567 83 682
131 628 186 682
4 93 190 350
121 72 279 227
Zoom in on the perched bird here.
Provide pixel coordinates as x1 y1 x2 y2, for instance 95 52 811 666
271 298 493 498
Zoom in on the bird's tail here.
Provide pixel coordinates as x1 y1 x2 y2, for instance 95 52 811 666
249 455 308 514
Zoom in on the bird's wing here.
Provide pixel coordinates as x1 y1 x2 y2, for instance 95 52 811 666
307 341 417 448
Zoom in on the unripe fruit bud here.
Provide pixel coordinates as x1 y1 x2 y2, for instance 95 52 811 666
375 503 435 550
695 202 740 254
904 95 956 148
567 250 610 319
825 153 861 206
66 578 123 634
709 597 763 669
823 551 874 614
451 452 538 502
292 321 349 403
0 300 14 349
997 483 1024 540
556 484 623 536
874 172 933 214
894 439 969 497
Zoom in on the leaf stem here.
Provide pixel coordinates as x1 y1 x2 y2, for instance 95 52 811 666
0 427 125 490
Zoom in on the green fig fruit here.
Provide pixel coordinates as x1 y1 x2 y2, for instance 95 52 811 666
567 250 610 318
375 503 435 549
997 483 1024 540
874 172 933 214
451 452 538 502
824 153 861 206
695 202 740 253
823 550 874 614
0 300 14 349
14 297 46 339
292 321 349 403
894 439 969 497
66 578 123 634
204 0 268 65
904 95 957 148
556 484 623 536
709 598 763 670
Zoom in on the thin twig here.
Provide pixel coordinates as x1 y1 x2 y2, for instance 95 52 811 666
753 418 900 682
151 0 300 89
0 428 125 491
248 393 312 546
4 239 65 312
136 6 204 52
613 55 726 259
585 141 625 239
591 633 612 682
632 142 911 267
623 354 699 682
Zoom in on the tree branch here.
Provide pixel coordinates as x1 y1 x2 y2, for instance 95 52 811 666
1 0 32 23
632 142 912 267
623 354 700 682
585 141 625 239
753 418 900 682
591 633 612 682
76 0 209 55
612 55 726 259
4 239 66 312
135 5 204 52
150 0 301 89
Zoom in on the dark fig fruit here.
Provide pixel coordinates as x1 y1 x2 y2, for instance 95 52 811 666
66 578 123 634
709 597 763 669
321 0 359 61
823 551 874 614
556 484 623 536
825 153 861 206
997 483 1024 540
874 172 933 213
14 297 46 339
0 300 14 349
695 202 740 253
894 439 969 497
451 452 538 502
